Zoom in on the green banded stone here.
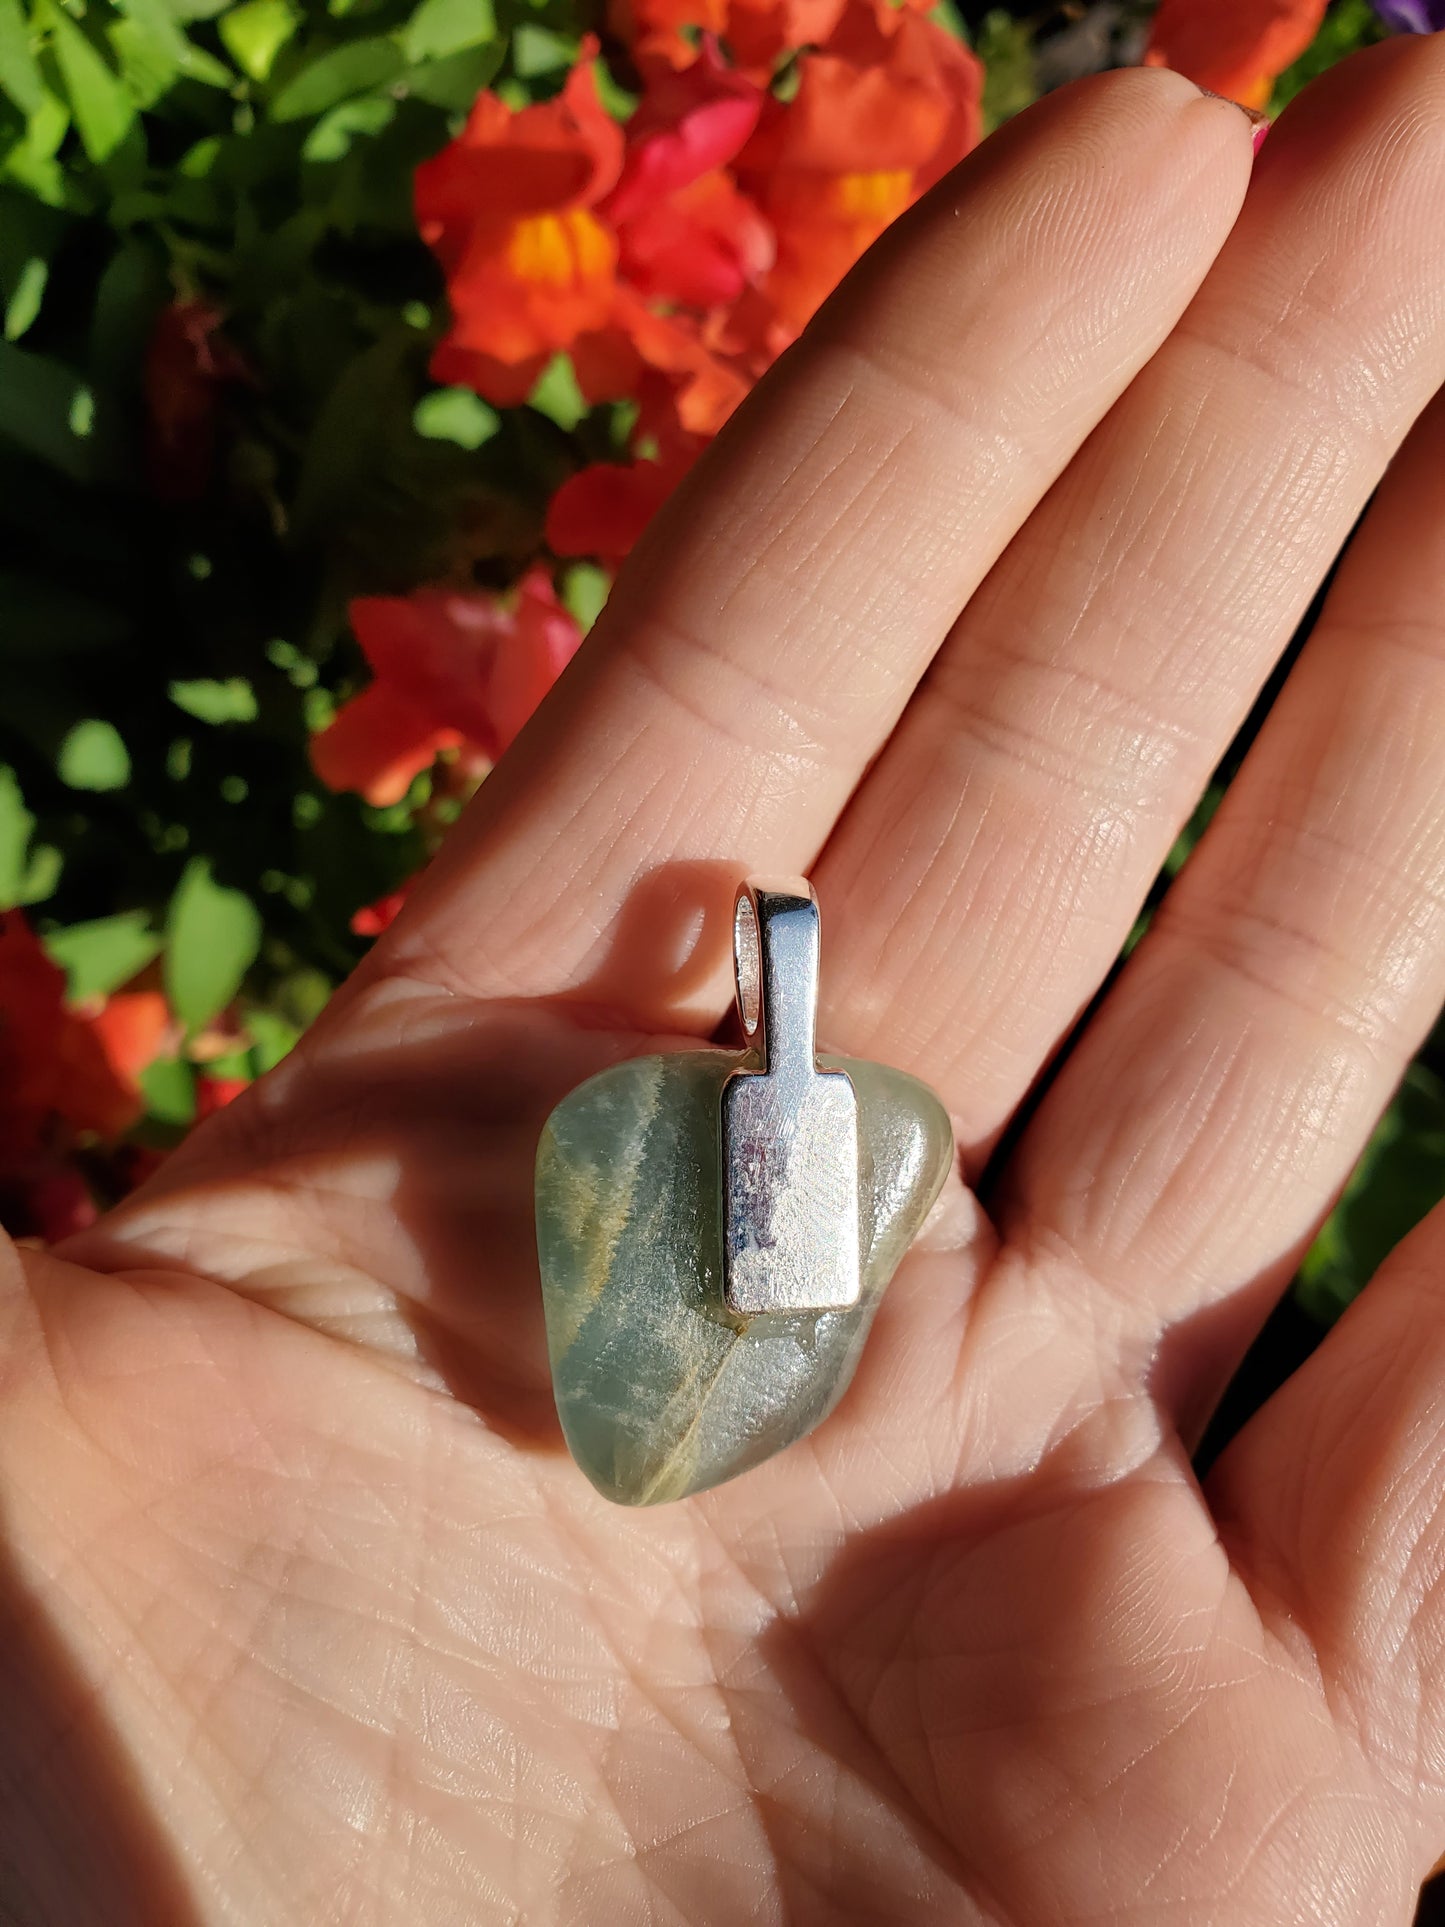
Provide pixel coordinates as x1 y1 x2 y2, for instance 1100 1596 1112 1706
536 1051 953 1506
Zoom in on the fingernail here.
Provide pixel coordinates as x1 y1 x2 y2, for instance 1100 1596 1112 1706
1196 84 1272 155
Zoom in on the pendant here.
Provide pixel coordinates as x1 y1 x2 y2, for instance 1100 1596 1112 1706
535 878 954 1505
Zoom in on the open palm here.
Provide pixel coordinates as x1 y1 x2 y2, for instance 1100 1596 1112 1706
8 40 1445 1924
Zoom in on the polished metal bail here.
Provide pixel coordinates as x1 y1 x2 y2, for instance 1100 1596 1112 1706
720 879 861 1315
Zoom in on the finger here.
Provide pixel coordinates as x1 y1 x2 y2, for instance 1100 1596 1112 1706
811 34 1445 1154
1208 1198 1445 1849
369 71 1254 1028
1007 375 1445 1423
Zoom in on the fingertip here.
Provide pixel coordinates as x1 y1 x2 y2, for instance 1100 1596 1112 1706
996 64 1259 223
1265 24 1445 158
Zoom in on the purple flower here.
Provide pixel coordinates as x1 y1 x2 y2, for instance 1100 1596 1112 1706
1372 0 1445 30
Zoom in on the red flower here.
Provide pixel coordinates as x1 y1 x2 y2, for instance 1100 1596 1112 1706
195 1074 250 1120
416 48 625 401
605 44 771 310
310 568 583 806
1144 0 1327 109
144 300 251 503
606 42 762 223
352 879 416 938
737 4 982 337
617 168 774 309
0 917 166 1164
546 299 753 561
547 451 696 565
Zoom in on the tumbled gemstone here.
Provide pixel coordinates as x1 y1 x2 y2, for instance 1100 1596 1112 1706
535 1050 953 1505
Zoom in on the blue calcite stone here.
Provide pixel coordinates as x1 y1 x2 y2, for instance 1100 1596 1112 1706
535 1050 954 1505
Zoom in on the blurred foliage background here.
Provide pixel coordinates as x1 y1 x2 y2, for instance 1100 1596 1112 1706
0 0 1438 1348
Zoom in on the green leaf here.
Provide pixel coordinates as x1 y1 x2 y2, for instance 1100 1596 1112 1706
0 570 132 654
0 764 61 909
591 57 637 121
0 187 65 342
269 36 403 119
106 15 177 108
528 351 586 430
402 39 502 109
164 857 263 1031
401 0 494 62
0 770 32 895
1298 1064 1445 1322
206 1048 252 1080
49 9 137 163
0 341 100 479
58 718 130 791
45 912 163 1000
138 1055 195 1127
219 0 297 82
413 384 499 449
274 964 333 1029
301 92 395 160
0 0 45 117
511 22 575 77
88 236 167 395
68 383 94 438
1273 0 1384 111
168 677 260 724
561 561 610 633
975 9 1036 134
4 254 47 340
112 0 192 66
1 86 69 201
108 3 233 101
246 1006 300 1071
290 328 411 535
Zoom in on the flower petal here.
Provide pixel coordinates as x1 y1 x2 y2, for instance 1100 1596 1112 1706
606 42 763 226
310 681 462 806
1144 0 1328 109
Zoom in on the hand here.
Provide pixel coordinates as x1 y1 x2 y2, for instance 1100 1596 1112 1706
8 39 1445 1925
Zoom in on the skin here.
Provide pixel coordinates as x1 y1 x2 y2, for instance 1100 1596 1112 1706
5 37 1445 1925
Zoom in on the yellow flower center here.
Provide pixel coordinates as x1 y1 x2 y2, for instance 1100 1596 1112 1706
831 169 914 224
505 209 613 288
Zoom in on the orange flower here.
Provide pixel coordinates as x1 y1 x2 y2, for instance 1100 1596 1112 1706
609 0 728 73
603 294 753 439
726 0 848 75
1143 0 1327 109
0 916 163 1159
89 991 172 1093
611 0 844 79
423 45 773 409
737 5 982 336
310 569 583 806
416 48 625 397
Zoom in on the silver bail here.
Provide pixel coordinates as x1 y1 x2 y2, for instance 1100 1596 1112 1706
720 878 861 1315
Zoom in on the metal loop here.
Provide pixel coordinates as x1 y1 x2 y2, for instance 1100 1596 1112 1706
730 876 820 1083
